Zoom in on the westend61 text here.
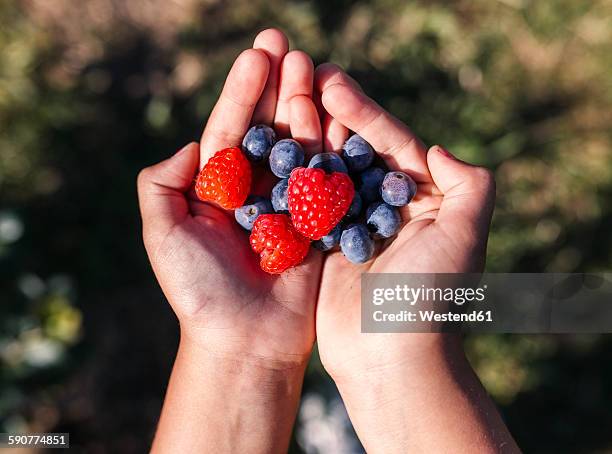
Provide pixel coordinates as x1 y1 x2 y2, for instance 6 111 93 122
373 310 493 323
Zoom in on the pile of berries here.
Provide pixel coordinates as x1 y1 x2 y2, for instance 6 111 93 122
195 125 417 274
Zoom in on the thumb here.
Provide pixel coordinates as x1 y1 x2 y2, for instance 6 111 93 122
427 145 496 264
137 142 199 235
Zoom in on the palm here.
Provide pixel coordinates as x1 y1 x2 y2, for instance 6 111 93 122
149 194 321 362
317 185 451 370
322 181 478 289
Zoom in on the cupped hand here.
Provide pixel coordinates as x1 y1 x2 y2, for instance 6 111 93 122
137 29 324 370
309 64 496 379
296 64 510 453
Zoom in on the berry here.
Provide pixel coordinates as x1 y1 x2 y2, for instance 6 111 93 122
357 167 385 204
308 152 348 174
340 224 375 264
234 196 274 231
345 192 363 219
288 167 355 240
381 171 417 206
271 178 289 213
313 224 342 251
366 202 401 238
242 125 276 162
342 135 374 172
269 139 305 178
250 214 310 274
195 147 251 209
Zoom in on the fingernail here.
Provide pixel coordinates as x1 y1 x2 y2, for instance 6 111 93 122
436 145 456 160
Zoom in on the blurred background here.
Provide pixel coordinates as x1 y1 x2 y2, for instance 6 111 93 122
1 0 612 452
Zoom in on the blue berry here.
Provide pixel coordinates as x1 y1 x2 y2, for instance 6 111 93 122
313 224 342 251
234 196 274 231
340 224 375 264
269 139 305 178
342 135 374 172
308 152 348 174
357 167 385 204
381 171 417 206
345 192 363 219
242 125 276 162
366 202 401 238
271 178 289 213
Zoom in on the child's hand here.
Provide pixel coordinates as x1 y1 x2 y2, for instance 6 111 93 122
312 64 517 452
138 29 324 453
313 63 495 383
137 31 320 371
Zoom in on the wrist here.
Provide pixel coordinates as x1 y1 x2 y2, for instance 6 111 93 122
325 333 464 388
178 331 309 384
178 322 313 372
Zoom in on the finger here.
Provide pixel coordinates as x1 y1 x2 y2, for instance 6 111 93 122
316 64 430 182
322 114 348 152
289 95 322 156
427 145 495 256
251 28 289 125
312 65 349 152
200 49 269 167
137 142 200 236
314 63 362 94
274 50 314 137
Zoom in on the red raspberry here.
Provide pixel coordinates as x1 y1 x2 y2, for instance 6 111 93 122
288 167 355 240
250 214 310 274
195 147 251 209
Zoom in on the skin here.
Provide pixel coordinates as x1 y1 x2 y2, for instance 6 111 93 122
138 28 519 454
139 29 322 454
312 64 519 453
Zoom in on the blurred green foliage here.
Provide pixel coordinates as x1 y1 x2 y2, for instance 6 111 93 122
1 0 612 452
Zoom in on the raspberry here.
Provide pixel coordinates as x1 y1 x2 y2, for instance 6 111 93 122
195 147 251 209
288 167 355 240
250 214 310 274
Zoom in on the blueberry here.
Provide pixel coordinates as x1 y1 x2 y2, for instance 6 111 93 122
313 224 342 251
234 196 274 231
342 135 374 172
242 124 276 162
271 178 289 213
308 152 348 174
366 202 401 238
345 192 363 219
340 224 375 264
357 167 385 204
381 171 417 206
269 139 305 178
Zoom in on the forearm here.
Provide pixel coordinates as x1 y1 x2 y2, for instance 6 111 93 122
151 335 306 454
333 335 519 454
